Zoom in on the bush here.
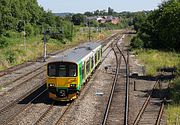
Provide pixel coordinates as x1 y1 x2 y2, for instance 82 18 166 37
32 25 40 36
4 30 21 38
5 50 16 64
25 23 34 36
130 36 144 49
176 63 180 75
171 77 180 103
0 36 9 48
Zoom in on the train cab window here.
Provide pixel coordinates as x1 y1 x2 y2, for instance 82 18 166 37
48 64 56 76
58 65 66 77
48 62 77 77
69 64 77 77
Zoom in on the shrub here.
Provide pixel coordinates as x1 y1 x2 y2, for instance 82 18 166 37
4 30 21 38
0 36 9 48
130 36 144 49
25 23 34 36
171 77 180 103
5 50 16 64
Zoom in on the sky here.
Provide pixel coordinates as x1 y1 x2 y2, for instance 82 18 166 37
37 0 162 13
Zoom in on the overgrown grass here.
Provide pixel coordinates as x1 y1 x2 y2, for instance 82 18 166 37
166 77 180 124
0 30 112 70
134 49 180 76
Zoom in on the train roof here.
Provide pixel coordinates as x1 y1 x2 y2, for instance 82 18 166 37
50 42 101 64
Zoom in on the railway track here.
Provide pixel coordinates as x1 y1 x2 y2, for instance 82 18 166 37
0 62 35 77
0 83 47 125
34 101 55 125
133 77 169 125
102 35 129 125
1 65 46 95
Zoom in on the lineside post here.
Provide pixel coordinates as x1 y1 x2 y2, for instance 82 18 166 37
43 31 47 62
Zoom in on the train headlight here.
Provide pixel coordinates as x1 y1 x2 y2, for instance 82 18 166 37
48 83 55 87
70 84 76 88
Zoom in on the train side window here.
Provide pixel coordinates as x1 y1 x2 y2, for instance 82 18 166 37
86 59 90 74
98 50 101 60
100 48 102 59
95 52 97 64
82 64 85 79
91 57 94 69
99 50 101 59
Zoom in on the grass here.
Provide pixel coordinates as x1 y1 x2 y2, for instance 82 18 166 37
134 49 180 76
0 30 112 71
166 77 180 124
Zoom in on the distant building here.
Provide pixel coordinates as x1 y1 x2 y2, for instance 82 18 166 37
86 16 120 24
111 17 120 24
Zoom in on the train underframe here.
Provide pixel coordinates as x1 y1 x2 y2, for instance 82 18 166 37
48 87 78 101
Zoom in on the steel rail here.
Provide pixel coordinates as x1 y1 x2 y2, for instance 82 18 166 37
133 80 160 125
2 69 46 97
116 35 130 125
34 101 55 125
0 62 35 77
1 87 48 125
102 40 121 125
155 100 165 125
2 65 46 87
0 79 46 115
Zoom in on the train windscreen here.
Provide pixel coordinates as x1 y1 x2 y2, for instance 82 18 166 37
48 62 77 77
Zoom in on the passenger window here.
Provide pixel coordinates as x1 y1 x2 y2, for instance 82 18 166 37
91 57 94 68
86 60 90 74
95 53 97 64
82 64 85 79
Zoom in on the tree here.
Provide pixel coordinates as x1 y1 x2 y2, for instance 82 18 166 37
71 13 85 25
108 7 114 15
131 0 180 51
84 11 93 17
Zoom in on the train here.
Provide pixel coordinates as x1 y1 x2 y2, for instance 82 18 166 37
46 42 102 101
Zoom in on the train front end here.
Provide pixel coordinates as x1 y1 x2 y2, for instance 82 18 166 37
46 62 79 101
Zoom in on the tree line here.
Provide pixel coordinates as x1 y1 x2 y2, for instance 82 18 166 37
0 0 74 48
131 0 180 52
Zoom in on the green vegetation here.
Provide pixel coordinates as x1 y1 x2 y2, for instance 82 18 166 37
134 49 180 76
130 0 180 52
0 0 76 47
166 77 180 124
